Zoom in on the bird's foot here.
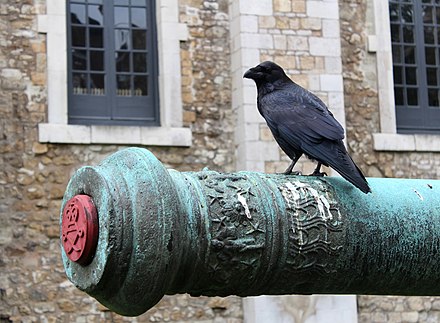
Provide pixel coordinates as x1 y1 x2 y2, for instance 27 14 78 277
282 170 302 176
309 170 327 177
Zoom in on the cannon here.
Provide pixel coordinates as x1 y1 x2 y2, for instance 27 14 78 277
60 148 440 316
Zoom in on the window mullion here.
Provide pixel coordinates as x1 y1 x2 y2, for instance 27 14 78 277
104 3 117 120
413 2 428 115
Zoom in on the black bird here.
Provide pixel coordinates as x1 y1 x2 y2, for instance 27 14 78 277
244 61 371 194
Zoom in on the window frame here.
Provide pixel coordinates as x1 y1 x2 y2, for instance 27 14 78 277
390 0 440 134
37 0 191 146
371 0 440 151
67 1 160 126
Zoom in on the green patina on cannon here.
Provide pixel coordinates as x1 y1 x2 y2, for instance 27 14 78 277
60 148 440 316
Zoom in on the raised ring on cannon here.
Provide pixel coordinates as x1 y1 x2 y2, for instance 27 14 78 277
60 147 440 316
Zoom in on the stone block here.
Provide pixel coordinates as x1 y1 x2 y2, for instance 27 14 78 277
276 16 290 29
325 56 342 73
306 1 339 19
259 16 276 29
286 36 309 51
241 33 273 49
246 141 280 161
309 37 341 56
239 0 273 16
400 312 418 323
322 19 340 38
274 56 296 69
183 111 196 123
1 68 26 90
300 56 315 70
291 0 306 13
320 74 344 92
274 0 292 12
300 17 322 30
273 35 287 50
260 125 273 141
240 15 258 33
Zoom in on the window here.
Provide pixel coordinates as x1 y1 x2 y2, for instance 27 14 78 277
67 0 159 126
37 0 191 146
389 0 440 134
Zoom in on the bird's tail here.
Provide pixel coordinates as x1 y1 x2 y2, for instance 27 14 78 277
311 141 371 194
330 144 371 194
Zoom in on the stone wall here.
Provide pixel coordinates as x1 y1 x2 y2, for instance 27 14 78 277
231 0 346 177
0 0 240 321
339 0 440 322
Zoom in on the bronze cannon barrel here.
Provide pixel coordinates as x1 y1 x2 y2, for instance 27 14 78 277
60 148 440 316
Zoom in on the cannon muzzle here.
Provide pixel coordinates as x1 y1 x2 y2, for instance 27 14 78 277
60 148 440 316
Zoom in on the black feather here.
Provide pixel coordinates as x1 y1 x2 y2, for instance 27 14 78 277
244 61 371 194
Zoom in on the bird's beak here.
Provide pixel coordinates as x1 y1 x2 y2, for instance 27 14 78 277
243 67 257 79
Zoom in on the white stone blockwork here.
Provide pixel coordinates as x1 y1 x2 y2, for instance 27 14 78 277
309 37 341 56
239 0 273 16
306 1 339 19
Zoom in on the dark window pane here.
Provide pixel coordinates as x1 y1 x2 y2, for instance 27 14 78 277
114 7 129 27
132 30 147 49
391 24 400 42
131 8 147 28
133 53 147 72
134 76 148 96
72 50 87 70
89 28 103 48
403 26 414 43
72 26 86 47
393 66 403 84
115 29 130 50
401 5 414 23
71 4 86 24
392 45 402 63
72 73 88 94
406 67 417 85
394 87 404 105
428 89 439 107
90 51 104 71
389 3 399 22
422 0 432 3
132 0 146 6
88 5 103 25
425 47 436 65
407 88 418 105
427 68 438 85
425 26 435 44
117 75 131 96
404 46 416 64
116 52 130 72
90 74 105 94
422 5 434 24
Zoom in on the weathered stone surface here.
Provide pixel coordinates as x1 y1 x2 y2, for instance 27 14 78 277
0 0 238 322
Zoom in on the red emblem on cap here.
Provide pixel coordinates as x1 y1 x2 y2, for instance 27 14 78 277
61 195 98 265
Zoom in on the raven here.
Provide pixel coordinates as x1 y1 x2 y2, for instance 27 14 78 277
244 61 371 194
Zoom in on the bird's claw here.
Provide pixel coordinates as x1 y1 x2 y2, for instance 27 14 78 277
283 170 302 176
309 171 327 177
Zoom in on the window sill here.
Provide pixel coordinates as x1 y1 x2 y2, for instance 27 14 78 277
38 123 192 147
372 133 440 152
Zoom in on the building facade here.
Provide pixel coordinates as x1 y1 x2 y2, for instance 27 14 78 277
1 0 439 322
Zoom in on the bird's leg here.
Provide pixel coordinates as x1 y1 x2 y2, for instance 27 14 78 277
283 154 302 175
309 162 327 177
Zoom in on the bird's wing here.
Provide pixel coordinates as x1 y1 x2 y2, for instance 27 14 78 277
261 90 345 145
